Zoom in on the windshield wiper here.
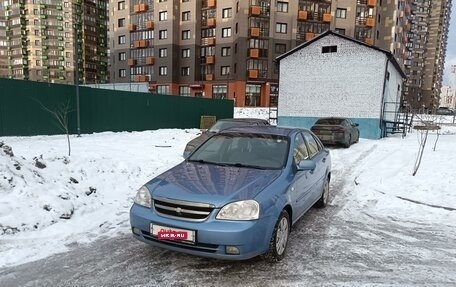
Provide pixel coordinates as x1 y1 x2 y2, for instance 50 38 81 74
231 163 269 170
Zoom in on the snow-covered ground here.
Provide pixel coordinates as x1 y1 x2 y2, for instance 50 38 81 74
0 108 455 268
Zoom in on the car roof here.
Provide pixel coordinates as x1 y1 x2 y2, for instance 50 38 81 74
316 117 349 120
217 118 269 123
219 125 304 137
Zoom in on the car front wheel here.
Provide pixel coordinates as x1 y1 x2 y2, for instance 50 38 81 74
263 210 290 262
315 177 330 208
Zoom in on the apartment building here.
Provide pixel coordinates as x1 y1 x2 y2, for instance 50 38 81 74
108 0 449 108
0 0 108 84
402 0 451 112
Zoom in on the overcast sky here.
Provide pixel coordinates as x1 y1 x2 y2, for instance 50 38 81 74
443 7 455 86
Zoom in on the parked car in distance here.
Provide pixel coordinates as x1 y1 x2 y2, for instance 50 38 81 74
183 118 270 157
130 126 331 262
435 107 455 116
310 117 360 148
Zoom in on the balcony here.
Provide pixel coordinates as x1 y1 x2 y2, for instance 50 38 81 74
367 0 377 7
202 37 216 46
249 48 259 58
322 13 332 23
128 24 137 31
128 58 137 66
207 18 216 27
250 5 261 16
298 10 308 21
136 75 149 82
305 32 315 41
250 27 260 37
366 18 375 27
248 69 258 78
133 40 149 48
206 0 216 8
205 73 214 81
364 37 374 45
134 4 148 13
146 56 154 65
206 55 215 64
146 21 154 29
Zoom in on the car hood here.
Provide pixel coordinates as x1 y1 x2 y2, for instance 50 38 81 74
146 162 282 208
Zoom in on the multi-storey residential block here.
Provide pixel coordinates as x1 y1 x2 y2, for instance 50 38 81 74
108 0 450 108
0 0 109 85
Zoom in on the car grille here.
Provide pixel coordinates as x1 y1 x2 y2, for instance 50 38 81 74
153 197 215 221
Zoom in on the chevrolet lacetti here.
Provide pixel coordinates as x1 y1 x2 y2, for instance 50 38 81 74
130 126 331 261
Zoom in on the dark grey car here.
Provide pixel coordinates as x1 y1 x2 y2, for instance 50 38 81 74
310 117 360 148
183 118 270 157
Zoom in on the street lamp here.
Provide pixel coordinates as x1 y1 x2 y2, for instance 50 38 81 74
74 24 81 137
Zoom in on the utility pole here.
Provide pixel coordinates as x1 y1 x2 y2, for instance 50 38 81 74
74 24 81 137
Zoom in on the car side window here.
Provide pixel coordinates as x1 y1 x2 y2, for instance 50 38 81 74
293 133 309 164
303 132 320 158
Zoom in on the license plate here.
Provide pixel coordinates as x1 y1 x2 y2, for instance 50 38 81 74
151 224 195 243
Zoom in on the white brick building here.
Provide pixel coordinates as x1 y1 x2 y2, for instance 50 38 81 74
440 86 456 109
276 31 406 139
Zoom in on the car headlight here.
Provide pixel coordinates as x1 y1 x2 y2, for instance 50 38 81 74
134 185 152 208
216 200 260 220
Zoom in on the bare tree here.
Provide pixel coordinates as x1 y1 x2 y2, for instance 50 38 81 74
39 99 72 156
411 111 441 176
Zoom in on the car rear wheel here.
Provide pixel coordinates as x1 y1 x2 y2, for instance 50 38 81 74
263 210 290 262
344 135 351 148
315 177 330 208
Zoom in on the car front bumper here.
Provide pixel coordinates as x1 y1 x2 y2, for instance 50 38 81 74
130 204 273 260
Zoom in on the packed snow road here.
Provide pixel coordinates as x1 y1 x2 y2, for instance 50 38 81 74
0 206 455 286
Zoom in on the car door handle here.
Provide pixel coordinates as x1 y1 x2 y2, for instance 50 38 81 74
322 158 326 163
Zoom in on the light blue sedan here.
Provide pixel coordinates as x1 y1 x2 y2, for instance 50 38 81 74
130 126 331 261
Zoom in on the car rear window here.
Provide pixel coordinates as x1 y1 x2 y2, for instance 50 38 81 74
315 118 344 125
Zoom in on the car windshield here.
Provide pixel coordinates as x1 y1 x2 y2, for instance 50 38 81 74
315 118 344 125
208 121 253 133
188 133 289 170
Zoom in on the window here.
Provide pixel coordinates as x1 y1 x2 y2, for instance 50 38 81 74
277 2 288 12
213 85 227 99
275 43 286 54
119 52 126 61
159 11 168 21
159 0 167 2
336 8 347 19
179 86 191 97
118 35 126 44
245 84 261 107
302 132 320 158
181 67 190 76
322 45 337 53
221 47 231 56
119 69 126 78
35 40 40 46
181 48 190 58
159 30 168 39
335 28 346 35
159 66 168 76
293 134 309 164
182 30 191 40
159 48 167 58
157 85 169 94
221 66 230 76
222 27 232 38
182 11 190 21
275 23 287 33
118 1 125 10
118 18 125 27
222 8 232 18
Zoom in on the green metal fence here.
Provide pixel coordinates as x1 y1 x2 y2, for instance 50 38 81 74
0 79 233 137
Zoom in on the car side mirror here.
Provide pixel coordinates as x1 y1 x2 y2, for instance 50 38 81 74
354 123 359 127
297 160 316 171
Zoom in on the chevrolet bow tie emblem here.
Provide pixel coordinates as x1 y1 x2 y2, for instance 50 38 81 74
175 207 182 214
